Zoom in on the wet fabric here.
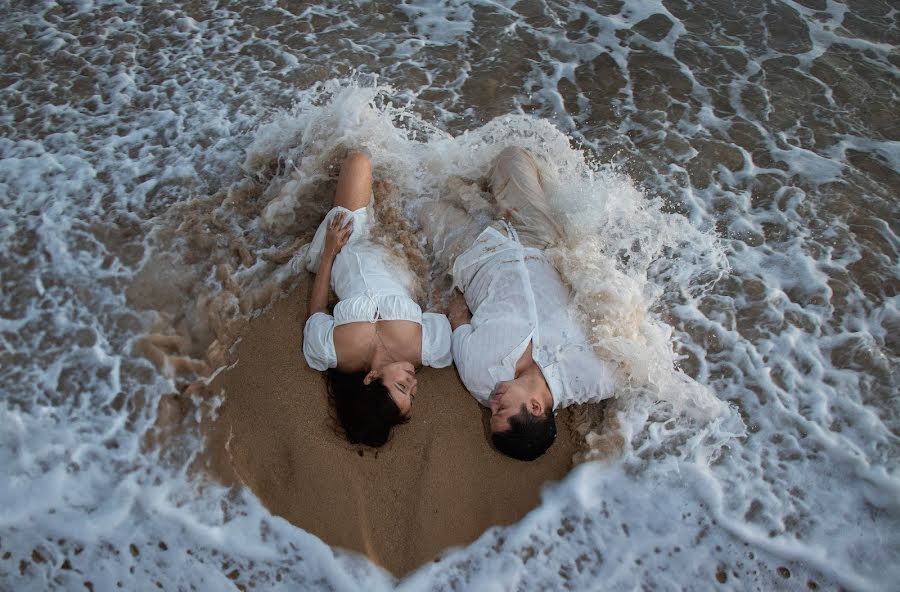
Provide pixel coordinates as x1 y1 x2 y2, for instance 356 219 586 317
303 206 452 371
451 226 615 408
430 147 615 407
418 147 565 273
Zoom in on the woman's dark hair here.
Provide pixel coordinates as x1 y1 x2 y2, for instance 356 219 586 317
491 404 556 461
325 369 408 448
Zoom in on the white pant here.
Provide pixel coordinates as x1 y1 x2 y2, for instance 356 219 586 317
420 147 563 275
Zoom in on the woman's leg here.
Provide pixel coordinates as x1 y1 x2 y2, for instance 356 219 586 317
334 151 373 211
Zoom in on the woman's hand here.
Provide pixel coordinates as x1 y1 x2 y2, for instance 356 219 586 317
309 212 351 319
324 211 352 258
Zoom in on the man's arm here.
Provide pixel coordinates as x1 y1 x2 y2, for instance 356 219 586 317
451 322 491 403
448 289 491 401
447 289 472 331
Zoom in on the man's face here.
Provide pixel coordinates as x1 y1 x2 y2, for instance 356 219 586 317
489 379 536 433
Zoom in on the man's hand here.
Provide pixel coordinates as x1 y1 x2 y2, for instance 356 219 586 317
324 211 352 258
448 289 472 330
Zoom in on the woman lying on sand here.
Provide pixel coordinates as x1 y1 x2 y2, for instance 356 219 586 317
303 152 453 447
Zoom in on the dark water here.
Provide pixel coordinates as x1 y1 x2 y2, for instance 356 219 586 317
1 1 897 590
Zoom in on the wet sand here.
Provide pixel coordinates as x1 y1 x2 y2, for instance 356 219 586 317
203 278 576 576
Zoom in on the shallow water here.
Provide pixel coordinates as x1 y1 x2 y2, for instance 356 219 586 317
1 1 897 590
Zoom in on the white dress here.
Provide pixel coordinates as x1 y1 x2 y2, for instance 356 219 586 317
302 206 453 371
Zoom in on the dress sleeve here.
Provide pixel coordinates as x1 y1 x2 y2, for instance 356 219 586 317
420 312 453 368
302 312 337 371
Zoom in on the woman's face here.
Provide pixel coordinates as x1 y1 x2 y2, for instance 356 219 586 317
378 361 418 416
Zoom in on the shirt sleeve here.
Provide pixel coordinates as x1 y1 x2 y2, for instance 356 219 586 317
420 312 453 368
302 312 337 371
450 323 494 405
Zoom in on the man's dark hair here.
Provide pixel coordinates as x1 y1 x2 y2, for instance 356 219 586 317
325 369 408 448
491 404 556 461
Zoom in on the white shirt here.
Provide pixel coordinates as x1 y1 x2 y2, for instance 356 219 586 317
302 206 453 371
451 227 615 408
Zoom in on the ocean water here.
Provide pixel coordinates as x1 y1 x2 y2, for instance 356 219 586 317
1 1 897 591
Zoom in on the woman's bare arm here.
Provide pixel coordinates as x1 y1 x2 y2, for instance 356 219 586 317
308 212 352 319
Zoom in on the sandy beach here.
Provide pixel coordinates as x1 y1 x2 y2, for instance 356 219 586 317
202 278 576 576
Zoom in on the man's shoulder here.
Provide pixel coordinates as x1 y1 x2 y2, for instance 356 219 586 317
545 347 617 409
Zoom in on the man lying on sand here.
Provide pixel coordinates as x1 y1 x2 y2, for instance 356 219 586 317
423 147 616 461
303 152 453 447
